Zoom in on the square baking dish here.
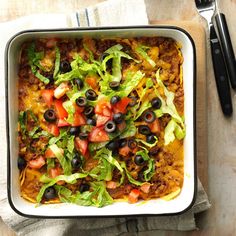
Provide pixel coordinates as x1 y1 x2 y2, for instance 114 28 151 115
5 26 196 218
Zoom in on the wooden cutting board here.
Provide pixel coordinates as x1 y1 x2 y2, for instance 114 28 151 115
151 20 208 190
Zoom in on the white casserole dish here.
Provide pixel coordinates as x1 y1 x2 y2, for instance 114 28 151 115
5 26 196 218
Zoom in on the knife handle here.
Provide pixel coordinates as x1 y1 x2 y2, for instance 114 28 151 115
215 13 236 89
210 24 233 116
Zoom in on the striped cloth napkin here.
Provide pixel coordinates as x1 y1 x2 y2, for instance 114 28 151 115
0 0 210 235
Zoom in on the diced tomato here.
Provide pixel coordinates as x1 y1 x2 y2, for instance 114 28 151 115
140 183 151 194
96 115 110 127
95 98 112 117
54 82 70 99
45 147 64 158
113 97 131 114
49 167 64 185
83 150 91 160
54 99 68 119
89 127 110 142
75 137 88 155
128 189 140 204
49 167 61 178
45 148 55 158
106 181 118 189
41 89 54 107
119 145 131 156
46 38 57 48
58 118 70 127
148 118 161 133
48 124 60 137
72 112 86 126
28 156 45 169
74 103 84 113
86 76 98 90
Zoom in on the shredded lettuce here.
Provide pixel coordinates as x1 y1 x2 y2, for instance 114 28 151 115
134 77 154 119
49 144 72 175
19 110 41 139
90 181 113 207
49 129 67 145
46 158 55 172
88 141 108 152
154 70 184 126
164 119 185 145
54 185 73 203
27 43 50 84
119 120 137 139
92 148 124 185
67 136 75 154
100 70 144 99
36 172 88 203
99 44 140 94
18 111 27 135
31 130 50 139
27 43 45 70
40 174 53 183
33 71 50 84
53 181 113 207
135 100 152 120
53 46 60 78
55 69 82 85
137 136 158 149
103 44 139 82
55 54 101 85
120 70 145 96
136 150 155 181
62 100 75 124
95 148 123 173
143 159 155 181
135 45 156 67
28 127 39 138
83 43 95 62
120 162 143 186
73 181 113 207
89 158 113 181
153 70 185 146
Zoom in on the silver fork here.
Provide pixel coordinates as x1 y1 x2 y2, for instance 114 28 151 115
195 0 232 116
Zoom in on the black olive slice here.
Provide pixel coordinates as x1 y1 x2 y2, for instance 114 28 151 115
110 95 121 105
83 106 94 118
85 89 97 101
128 139 137 149
146 134 156 144
69 126 80 136
60 60 71 73
109 81 120 90
86 118 96 126
76 97 87 107
104 121 116 133
44 109 57 122
18 157 26 170
113 112 124 124
151 97 162 109
79 183 90 193
134 155 145 166
138 125 151 135
74 78 84 89
71 153 82 169
44 187 57 200
143 110 156 123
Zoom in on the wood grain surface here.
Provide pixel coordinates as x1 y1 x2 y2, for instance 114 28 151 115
1 0 236 236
